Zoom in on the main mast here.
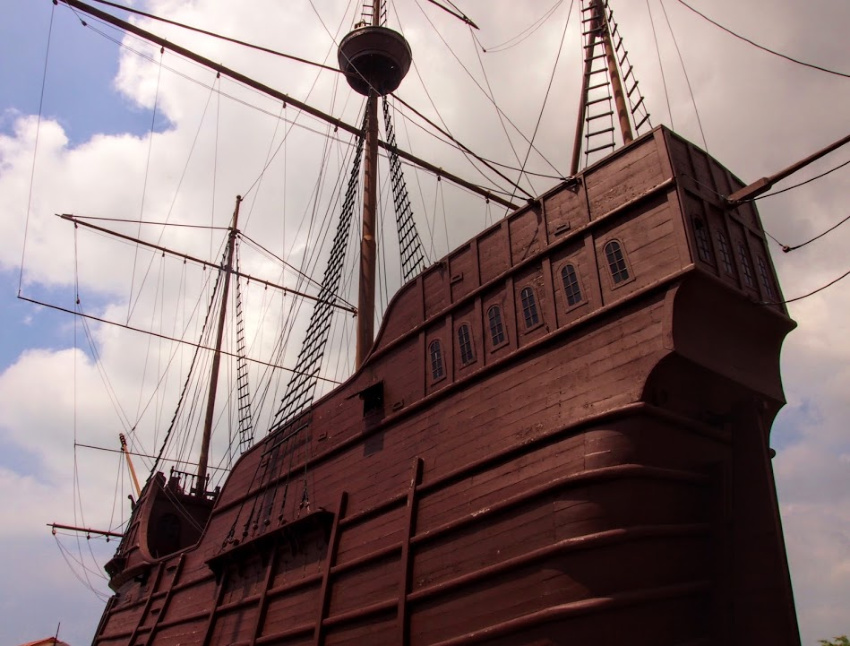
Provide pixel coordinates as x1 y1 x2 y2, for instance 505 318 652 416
338 0 412 368
195 195 241 496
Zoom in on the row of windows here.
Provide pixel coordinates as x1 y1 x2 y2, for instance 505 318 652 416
427 241 631 380
694 216 774 298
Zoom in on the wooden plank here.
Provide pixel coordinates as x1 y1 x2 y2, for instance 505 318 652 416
397 458 424 645
313 492 348 646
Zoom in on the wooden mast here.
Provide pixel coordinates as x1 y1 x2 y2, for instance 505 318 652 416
571 0 634 174
355 0 382 369
196 195 241 496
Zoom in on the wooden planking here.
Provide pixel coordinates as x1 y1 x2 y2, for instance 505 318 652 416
327 551 399 617
324 612 397 646
585 137 667 219
409 534 710 645
477 222 510 284
422 264 449 320
375 280 423 350
509 205 546 265
262 584 320 637
448 243 479 303
336 503 404 566
441 592 709 646
544 183 589 240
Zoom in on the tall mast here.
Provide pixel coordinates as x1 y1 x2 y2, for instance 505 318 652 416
571 0 636 175
196 195 241 496
356 0 381 369
338 0 412 368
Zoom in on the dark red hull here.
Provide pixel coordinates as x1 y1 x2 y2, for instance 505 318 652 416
93 127 799 645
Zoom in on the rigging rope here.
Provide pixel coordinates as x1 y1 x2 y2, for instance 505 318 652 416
674 0 850 80
382 97 427 281
19 0 56 296
659 0 707 151
271 109 368 432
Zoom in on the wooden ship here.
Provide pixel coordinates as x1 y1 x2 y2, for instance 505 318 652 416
47 0 810 643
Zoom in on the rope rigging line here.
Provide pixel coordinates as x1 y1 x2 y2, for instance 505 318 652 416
271 110 369 432
765 266 850 306
411 0 565 181
82 0 343 73
753 158 850 202
659 0 707 151
513 0 575 205
383 97 427 281
19 0 56 296
474 0 564 54
674 0 850 80
770 213 850 255
646 0 674 129
390 93 545 195
127 44 166 324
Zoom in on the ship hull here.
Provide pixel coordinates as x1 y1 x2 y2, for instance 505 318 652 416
94 127 799 645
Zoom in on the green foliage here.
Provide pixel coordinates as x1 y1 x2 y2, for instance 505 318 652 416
818 637 850 646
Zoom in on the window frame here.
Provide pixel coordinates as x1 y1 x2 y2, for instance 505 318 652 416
457 323 476 366
486 305 507 348
738 242 755 288
428 339 445 382
757 255 776 300
716 231 735 275
519 286 542 330
560 263 584 308
603 240 632 287
693 218 714 264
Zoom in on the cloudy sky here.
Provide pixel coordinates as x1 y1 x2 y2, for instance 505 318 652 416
2 0 849 644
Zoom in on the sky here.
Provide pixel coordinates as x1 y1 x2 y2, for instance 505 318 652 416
1 0 850 644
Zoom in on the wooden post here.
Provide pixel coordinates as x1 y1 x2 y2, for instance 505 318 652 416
197 195 241 495
397 458 424 645
355 0 383 369
314 491 348 645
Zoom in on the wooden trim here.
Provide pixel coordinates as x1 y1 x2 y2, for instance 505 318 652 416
408 523 711 605
199 570 228 646
144 554 185 644
126 561 164 646
249 544 281 645
428 580 711 646
413 465 710 547
397 458 424 645
313 491 347 646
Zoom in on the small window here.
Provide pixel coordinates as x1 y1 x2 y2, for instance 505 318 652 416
604 241 630 284
429 340 444 380
561 264 583 306
717 231 734 274
487 306 506 346
757 256 775 299
738 243 754 287
520 287 540 329
457 324 475 365
693 219 712 263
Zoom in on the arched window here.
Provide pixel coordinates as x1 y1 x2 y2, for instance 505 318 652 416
738 242 754 287
716 231 734 274
457 324 475 365
487 306 506 346
604 241 630 284
520 287 540 329
561 264 582 306
693 218 712 263
429 340 444 380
